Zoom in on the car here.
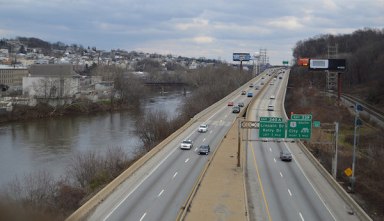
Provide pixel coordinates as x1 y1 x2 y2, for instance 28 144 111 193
241 90 246 95
261 77 265 79
228 101 234 106
270 95 275 99
280 150 292 161
237 102 244 107
247 92 253 97
180 139 193 150
260 82 264 85
249 83 254 87
232 106 240 113
267 105 274 111
279 76 283 79
255 86 259 90
198 124 208 133
270 82 274 85
198 145 210 155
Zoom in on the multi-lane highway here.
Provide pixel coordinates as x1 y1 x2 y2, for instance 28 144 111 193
87 69 274 221
81 67 364 221
245 68 334 220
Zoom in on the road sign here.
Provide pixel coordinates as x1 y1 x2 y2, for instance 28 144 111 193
291 114 312 121
241 121 258 129
259 117 283 122
259 121 285 138
282 61 289 65
344 167 353 177
313 121 321 128
287 114 312 139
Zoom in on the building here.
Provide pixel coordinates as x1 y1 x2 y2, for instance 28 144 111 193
0 65 29 91
23 64 80 99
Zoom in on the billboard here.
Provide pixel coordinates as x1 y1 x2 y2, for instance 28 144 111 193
298 58 309 66
233 53 251 61
309 59 346 71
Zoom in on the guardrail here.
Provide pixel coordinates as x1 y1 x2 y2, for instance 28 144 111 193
66 72 267 221
283 74 372 221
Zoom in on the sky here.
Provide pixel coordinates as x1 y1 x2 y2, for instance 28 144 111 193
0 0 383 65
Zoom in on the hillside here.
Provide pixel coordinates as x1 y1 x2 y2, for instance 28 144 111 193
292 28 384 109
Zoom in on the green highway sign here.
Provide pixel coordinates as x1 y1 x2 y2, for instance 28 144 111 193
287 119 312 139
282 61 289 65
313 121 321 128
259 117 283 122
291 114 312 121
259 121 285 138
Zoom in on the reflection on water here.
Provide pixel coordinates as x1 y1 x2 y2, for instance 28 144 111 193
0 89 187 187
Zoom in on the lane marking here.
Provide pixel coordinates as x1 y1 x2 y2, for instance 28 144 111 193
283 142 337 220
195 147 198 151
274 158 276 163
158 189 164 197
269 147 272 152
251 144 272 221
103 144 179 220
203 138 206 142
280 172 283 178
210 131 213 134
140 212 146 221
185 158 189 163
288 188 292 196
299 212 304 221
173 172 178 179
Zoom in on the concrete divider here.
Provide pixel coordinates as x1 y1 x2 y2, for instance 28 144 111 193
66 75 264 221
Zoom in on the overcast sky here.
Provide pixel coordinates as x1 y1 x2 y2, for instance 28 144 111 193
0 0 383 64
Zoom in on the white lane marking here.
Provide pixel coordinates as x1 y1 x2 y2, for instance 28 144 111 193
274 158 276 163
158 189 164 197
288 188 292 196
185 158 189 163
210 131 213 134
299 212 304 221
103 144 179 220
283 142 337 220
140 212 146 221
195 147 198 151
173 172 178 179
269 147 272 152
280 172 283 178
203 138 206 142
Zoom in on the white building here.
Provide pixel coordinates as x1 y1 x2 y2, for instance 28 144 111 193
23 64 79 99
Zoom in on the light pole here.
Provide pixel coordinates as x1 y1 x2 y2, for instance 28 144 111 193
351 103 363 192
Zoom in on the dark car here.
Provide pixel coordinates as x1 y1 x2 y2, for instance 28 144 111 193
247 92 253 97
280 150 292 161
241 90 246 95
232 106 240 113
198 145 210 155
237 102 244 107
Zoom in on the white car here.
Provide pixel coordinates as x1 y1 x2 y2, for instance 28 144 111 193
198 124 208 133
270 95 275 99
268 105 274 111
180 139 193 150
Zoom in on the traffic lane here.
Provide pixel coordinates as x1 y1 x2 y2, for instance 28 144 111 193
104 108 236 221
278 142 336 221
249 131 301 221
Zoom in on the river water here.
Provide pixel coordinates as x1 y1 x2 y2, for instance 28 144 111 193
0 89 187 187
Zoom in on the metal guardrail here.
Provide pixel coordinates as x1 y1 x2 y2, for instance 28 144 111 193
286 85 372 221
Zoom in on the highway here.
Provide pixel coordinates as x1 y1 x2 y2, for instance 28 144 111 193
87 69 274 221
245 68 351 221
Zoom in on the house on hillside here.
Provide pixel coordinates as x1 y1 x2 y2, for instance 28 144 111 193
22 64 80 105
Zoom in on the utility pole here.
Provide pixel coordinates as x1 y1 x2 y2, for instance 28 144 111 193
351 103 363 192
332 122 339 179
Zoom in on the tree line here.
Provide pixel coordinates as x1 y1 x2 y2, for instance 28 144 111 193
292 28 384 105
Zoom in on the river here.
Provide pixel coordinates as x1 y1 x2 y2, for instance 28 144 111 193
0 88 187 187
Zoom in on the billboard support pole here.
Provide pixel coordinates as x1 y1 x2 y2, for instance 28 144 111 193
338 72 342 105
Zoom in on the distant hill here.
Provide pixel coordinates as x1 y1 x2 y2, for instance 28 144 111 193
292 28 384 106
